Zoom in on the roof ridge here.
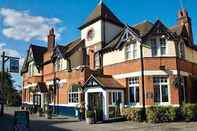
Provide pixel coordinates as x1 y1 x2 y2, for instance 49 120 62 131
132 20 153 27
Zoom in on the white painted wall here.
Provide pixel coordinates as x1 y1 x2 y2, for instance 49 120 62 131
81 20 102 47
185 46 197 64
103 37 177 66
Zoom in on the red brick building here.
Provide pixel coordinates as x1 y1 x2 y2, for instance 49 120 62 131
21 2 197 120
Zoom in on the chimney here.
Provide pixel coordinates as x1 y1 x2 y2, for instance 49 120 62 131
48 28 55 51
177 9 193 44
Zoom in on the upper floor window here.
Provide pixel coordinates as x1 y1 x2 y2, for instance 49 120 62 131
128 77 139 104
179 42 185 58
133 43 137 59
151 39 157 56
94 53 100 69
55 58 62 71
125 44 132 59
153 76 169 103
160 38 166 55
28 62 37 77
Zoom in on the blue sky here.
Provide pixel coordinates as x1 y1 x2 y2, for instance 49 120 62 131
0 0 197 89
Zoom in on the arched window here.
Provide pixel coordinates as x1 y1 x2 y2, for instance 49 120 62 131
68 85 82 103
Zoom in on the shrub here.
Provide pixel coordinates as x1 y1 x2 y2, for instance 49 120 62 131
122 108 145 122
146 106 177 123
86 111 94 118
181 103 197 121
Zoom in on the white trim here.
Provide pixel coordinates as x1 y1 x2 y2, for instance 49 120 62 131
24 83 37 89
113 70 191 79
49 103 79 107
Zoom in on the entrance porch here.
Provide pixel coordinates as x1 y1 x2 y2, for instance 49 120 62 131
84 75 125 120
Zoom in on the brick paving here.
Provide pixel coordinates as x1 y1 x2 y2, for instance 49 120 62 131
1 106 197 131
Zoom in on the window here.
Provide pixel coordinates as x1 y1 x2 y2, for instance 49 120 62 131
125 44 132 59
69 85 82 103
160 38 166 55
55 58 62 71
153 77 169 103
151 39 157 56
179 42 185 58
133 43 137 58
128 77 139 103
94 53 100 68
28 62 37 77
112 92 122 105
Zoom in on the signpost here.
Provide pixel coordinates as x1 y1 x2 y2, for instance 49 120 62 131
0 51 20 116
14 111 29 131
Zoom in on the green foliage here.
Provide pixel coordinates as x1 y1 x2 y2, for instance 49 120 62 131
0 72 21 105
122 108 145 122
146 106 177 123
181 103 197 121
86 110 94 118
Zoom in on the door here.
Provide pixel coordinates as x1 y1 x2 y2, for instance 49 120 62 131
88 92 103 121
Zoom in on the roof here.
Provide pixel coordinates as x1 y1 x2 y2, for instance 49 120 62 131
133 20 154 36
21 44 47 74
55 38 84 58
95 75 124 89
79 2 124 29
84 75 124 89
31 44 47 66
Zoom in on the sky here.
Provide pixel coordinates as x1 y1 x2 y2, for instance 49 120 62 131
0 0 197 90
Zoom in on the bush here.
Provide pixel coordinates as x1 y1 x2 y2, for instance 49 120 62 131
86 111 94 118
122 108 145 122
146 106 177 123
181 103 197 121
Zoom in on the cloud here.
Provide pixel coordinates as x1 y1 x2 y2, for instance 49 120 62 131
0 8 63 42
0 42 24 66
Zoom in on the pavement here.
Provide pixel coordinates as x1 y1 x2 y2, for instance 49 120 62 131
1 106 197 131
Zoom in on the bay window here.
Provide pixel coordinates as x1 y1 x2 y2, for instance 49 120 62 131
128 77 139 104
153 76 169 103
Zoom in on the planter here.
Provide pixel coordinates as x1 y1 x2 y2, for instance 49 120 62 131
86 117 94 124
45 113 52 119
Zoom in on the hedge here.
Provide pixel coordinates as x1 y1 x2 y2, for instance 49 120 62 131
181 103 197 121
146 106 177 123
122 108 145 122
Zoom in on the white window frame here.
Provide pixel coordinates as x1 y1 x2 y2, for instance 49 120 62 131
55 58 62 71
125 44 132 60
68 87 81 104
153 76 169 105
160 38 166 56
133 43 137 59
110 91 122 106
128 77 140 105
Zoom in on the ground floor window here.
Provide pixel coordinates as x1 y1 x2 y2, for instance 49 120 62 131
153 76 169 103
128 77 139 104
68 85 82 103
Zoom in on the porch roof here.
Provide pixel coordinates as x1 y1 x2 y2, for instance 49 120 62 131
84 75 125 89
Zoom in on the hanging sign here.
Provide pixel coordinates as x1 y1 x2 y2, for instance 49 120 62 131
10 57 19 73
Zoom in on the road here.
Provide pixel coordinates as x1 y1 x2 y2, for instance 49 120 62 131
1 106 197 131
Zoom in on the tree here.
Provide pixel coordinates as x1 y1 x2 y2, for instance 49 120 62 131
0 72 21 106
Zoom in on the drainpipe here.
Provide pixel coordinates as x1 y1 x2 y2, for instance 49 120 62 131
140 42 146 116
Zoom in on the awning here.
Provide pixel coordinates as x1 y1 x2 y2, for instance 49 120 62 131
35 82 48 93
